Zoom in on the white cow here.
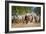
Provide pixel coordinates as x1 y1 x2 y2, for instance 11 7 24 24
18 15 22 20
12 16 15 23
36 16 40 22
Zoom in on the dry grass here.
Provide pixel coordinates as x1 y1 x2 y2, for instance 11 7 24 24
12 21 41 28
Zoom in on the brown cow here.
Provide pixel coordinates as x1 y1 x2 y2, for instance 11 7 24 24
24 15 33 24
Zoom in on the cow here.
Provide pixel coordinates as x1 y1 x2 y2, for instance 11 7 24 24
34 16 40 23
28 15 33 22
12 16 16 23
24 15 33 24
12 15 19 24
17 15 23 24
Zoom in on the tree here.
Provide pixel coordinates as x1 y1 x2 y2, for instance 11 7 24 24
34 7 41 16
12 6 32 15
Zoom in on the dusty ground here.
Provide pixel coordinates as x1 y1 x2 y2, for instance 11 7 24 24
12 22 41 28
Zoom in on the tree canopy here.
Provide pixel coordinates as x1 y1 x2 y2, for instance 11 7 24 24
12 6 32 15
12 6 41 16
34 7 41 16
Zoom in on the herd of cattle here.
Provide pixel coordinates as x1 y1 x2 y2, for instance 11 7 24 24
12 14 40 24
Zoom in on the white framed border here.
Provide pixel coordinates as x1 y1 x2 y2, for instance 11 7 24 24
9 3 43 31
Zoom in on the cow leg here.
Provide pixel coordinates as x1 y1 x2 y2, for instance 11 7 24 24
23 20 26 24
30 17 33 22
12 20 13 23
30 20 32 22
35 18 37 23
12 19 15 24
23 21 25 24
26 20 28 24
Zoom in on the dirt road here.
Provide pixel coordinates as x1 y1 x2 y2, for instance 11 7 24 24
12 22 41 28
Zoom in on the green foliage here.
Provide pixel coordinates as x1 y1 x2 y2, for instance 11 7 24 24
12 6 32 15
12 6 41 16
34 7 41 16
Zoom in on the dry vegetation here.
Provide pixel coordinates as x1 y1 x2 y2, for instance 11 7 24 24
12 22 41 28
